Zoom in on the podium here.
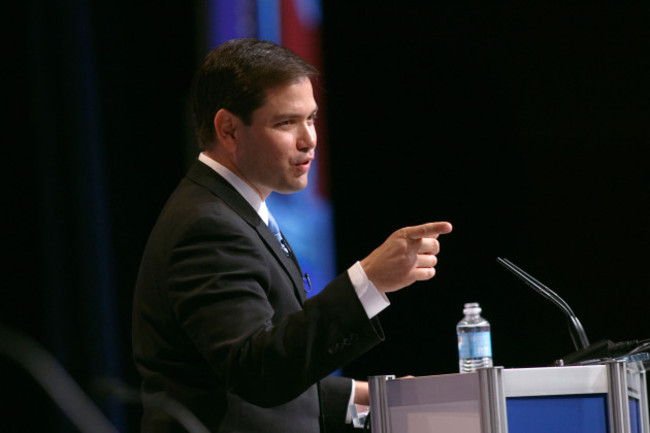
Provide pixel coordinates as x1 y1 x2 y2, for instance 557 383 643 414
368 361 649 433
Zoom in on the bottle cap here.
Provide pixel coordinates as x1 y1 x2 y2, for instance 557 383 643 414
463 302 481 315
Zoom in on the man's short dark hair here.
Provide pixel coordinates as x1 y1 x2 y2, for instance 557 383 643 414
191 38 318 149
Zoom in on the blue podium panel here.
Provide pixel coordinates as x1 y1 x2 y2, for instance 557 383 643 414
507 394 609 433
630 398 641 433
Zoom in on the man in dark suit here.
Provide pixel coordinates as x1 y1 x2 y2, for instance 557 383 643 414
132 38 452 432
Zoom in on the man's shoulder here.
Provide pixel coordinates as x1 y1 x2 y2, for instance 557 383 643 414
161 178 241 227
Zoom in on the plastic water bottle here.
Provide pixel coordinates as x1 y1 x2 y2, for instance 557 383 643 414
457 302 493 373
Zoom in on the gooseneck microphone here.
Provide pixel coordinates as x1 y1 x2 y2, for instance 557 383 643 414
0 324 211 433
92 378 211 433
497 257 589 351
497 258 645 365
0 324 119 433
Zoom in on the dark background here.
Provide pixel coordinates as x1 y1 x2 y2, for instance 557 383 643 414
324 1 650 379
3 1 649 431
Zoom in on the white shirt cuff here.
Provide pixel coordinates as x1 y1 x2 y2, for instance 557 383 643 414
347 261 390 318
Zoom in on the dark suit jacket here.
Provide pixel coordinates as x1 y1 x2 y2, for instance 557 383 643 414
132 160 384 432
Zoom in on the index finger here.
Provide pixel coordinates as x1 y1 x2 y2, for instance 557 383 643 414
404 222 453 240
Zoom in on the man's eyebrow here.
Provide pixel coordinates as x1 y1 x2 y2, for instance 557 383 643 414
270 106 319 122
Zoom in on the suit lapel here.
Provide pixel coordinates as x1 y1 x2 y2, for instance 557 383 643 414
186 160 307 305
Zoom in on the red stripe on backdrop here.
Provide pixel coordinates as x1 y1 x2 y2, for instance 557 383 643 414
281 0 330 197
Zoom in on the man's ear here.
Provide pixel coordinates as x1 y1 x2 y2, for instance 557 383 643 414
214 109 238 151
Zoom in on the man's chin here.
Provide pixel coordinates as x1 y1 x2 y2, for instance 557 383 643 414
275 181 309 195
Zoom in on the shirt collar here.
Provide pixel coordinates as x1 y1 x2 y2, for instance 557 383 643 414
198 152 270 224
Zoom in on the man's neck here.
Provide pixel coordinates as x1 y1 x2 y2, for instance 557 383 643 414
198 152 267 218
202 150 267 200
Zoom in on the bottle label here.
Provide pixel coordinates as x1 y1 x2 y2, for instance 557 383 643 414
458 331 492 358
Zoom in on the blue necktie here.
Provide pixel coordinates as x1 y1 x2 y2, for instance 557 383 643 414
268 213 290 255
268 212 310 292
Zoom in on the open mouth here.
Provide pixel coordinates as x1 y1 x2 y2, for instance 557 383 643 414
295 156 313 170
296 160 311 172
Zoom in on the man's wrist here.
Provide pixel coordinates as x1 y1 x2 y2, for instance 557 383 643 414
347 261 390 318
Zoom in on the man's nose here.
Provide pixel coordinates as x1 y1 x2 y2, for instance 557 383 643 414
298 123 317 150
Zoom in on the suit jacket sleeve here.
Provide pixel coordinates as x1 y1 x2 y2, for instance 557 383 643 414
319 375 358 433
